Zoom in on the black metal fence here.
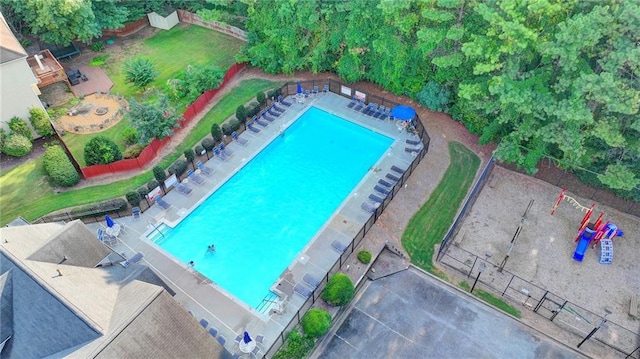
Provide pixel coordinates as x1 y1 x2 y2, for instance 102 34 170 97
436 156 495 261
440 244 640 358
263 80 430 358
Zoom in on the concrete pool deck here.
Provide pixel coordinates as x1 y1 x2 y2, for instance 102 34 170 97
86 92 421 355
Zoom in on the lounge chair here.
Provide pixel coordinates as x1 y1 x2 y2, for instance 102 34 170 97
232 131 248 145
154 196 172 210
303 273 320 289
406 139 421 146
278 95 292 106
187 169 207 185
246 121 261 133
374 184 390 196
120 252 143 267
217 335 226 345
304 90 310 98
353 99 364 112
322 84 329 94
209 328 218 337
405 146 423 154
346 96 357 108
364 103 378 116
386 172 401 182
391 165 406 175
213 146 231 162
294 283 313 298
312 86 319 96
331 240 348 253
251 347 261 356
256 334 264 344
379 107 390 121
174 182 193 196
232 353 241 359
254 115 270 127
362 103 374 115
373 106 384 118
368 193 385 204
197 161 214 175
378 179 394 188
267 106 281 118
200 319 209 328
273 103 286 113
132 206 141 220
361 201 380 214
219 142 234 157
234 334 242 343
261 110 276 122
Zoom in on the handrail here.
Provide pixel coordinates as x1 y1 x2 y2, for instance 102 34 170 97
147 220 165 238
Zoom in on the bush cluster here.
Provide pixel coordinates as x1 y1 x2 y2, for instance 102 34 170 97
68 198 128 217
357 250 372 264
84 136 122 165
2 134 32 157
29 108 54 137
168 159 188 178
210 123 223 142
272 330 314 359
123 144 145 159
235 105 247 122
267 88 282 100
201 137 216 153
221 119 240 136
8 116 32 139
321 272 355 306
301 308 332 338
256 91 266 105
122 126 138 145
43 144 79 187
125 190 142 207
165 65 225 103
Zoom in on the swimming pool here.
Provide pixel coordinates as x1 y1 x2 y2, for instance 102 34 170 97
155 107 393 308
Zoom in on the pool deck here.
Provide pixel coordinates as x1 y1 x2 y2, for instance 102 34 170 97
86 92 420 355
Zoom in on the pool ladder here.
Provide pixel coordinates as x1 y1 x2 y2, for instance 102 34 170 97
147 220 166 239
256 292 280 314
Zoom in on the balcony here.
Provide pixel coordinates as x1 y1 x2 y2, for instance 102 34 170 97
27 49 70 88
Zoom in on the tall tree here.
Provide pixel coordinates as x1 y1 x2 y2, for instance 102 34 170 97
129 92 179 143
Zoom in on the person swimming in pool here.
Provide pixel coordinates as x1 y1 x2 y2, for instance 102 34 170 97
207 244 216 253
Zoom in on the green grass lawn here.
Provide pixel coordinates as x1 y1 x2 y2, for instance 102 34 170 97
60 24 245 166
0 79 278 226
106 25 243 100
401 141 480 273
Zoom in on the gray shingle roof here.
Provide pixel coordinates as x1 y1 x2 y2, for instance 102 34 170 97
0 12 27 64
0 271 13 345
26 220 112 267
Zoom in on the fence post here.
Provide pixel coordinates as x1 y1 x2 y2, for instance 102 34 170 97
533 291 548 313
468 257 478 279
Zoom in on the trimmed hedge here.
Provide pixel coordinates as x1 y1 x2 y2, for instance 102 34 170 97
246 102 261 118
321 272 354 306
210 123 223 142
221 119 240 136
43 144 80 187
301 308 332 338
126 190 141 207
29 108 55 137
167 159 188 178
2 134 33 157
357 250 372 264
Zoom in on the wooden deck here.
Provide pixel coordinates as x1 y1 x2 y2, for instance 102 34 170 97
27 49 70 88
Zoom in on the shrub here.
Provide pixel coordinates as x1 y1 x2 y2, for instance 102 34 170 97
201 138 215 152
153 165 167 185
29 108 54 137
417 81 451 113
210 123 223 142
8 116 32 139
137 186 150 199
184 148 195 168
90 42 105 52
124 57 158 89
167 159 188 178
256 91 266 106
195 144 205 156
179 64 225 104
321 272 354 306
357 250 372 264
301 308 331 338
123 144 145 159
126 190 141 207
122 126 139 145
235 105 246 122
246 102 261 118
2 134 33 157
89 54 110 67
43 144 79 187
267 88 282 100
147 179 159 192
64 198 128 218
84 136 122 165
221 119 240 136
272 330 315 359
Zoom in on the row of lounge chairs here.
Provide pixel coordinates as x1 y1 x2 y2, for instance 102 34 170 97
199 318 227 346
294 273 322 298
360 165 407 215
346 98 393 121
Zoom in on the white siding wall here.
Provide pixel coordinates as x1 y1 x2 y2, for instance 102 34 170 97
148 11 179 31
0 58 44 136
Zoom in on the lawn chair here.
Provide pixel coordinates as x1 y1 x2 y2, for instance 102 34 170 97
303 273 320 289
213 146 231 162
120 252 143 267
374 185 390 197
254 115 270 127
347 96 357 108
368 193 385 204
219 142 234 157
132 207 141 220
187 169 206 185
406 139 421 146
378 179 394 188
261 110 276 122
322 84 329 94
200 319 209 328
278 95 292 106
312 86 318 96
391 165 406 175
197 161 214 175
154 196 172 210
293 283 313 298
246 121 261 133
272 103 286 113
361 201 380 214
174 182 193 196
232 131 248 145
267 106 281 118
353 99 365 112
331 240 348 253
386 172 400 183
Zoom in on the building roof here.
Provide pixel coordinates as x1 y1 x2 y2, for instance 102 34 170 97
0 12 27 64
0 221 227 358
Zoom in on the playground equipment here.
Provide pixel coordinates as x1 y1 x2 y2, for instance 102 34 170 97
551 189 623 263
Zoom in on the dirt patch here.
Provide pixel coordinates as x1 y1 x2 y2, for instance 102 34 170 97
57 93 126 133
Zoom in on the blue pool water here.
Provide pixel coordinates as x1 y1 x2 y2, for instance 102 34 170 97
156 107 393 308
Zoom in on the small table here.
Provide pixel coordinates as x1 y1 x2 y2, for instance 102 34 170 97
239 340 256 354
106 224 121 237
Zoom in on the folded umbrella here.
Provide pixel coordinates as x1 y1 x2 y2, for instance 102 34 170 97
105 215 115 228
243 331 252 344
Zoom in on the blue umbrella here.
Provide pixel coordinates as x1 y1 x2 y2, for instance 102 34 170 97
243 331 252 344
390 105 416 121
105 215 115 228
297 82 302 95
